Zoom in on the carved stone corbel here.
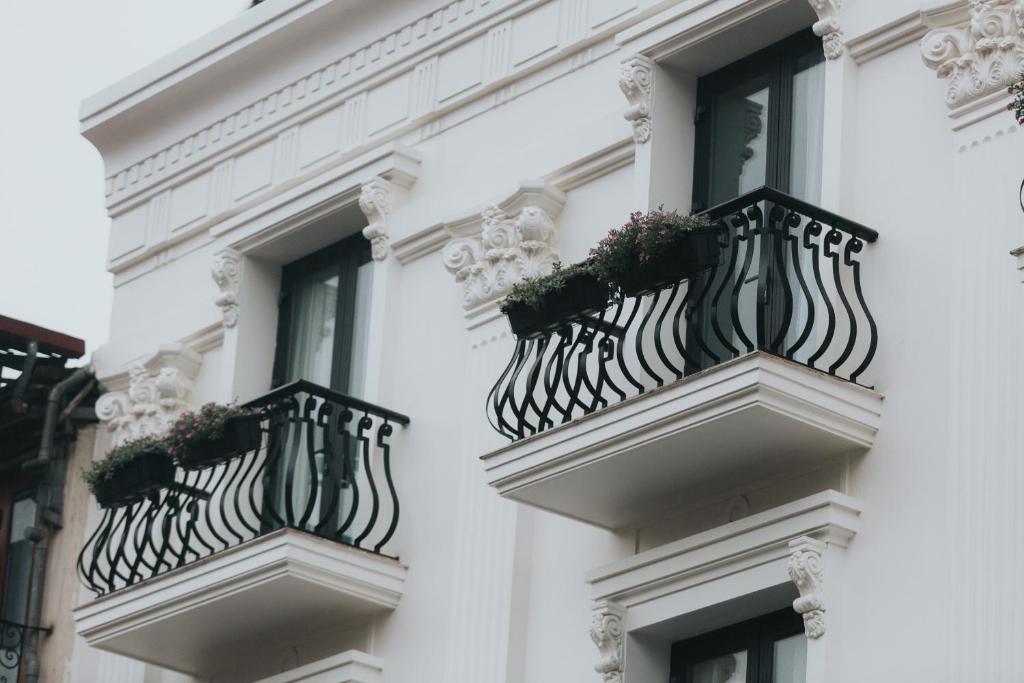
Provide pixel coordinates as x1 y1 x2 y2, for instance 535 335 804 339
95 345 201 447
211 248 242 327
590 602 626 683
788 536 826 639
809 0 844 60
619 55 654 144
921 0 1024 109
359 178 394 261
442 181 566 314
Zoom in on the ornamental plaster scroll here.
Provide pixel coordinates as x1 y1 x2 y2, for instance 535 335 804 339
211 248 242 327
788 536 826 639
809 0 845 60
590 602 626 683
619 55 654 144
442 180 567 314
95 345 201 447
359 178 394 261
921 0 1024 109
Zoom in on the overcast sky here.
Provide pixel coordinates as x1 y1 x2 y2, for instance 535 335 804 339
0 1 240 358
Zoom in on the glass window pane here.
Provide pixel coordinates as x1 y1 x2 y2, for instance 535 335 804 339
2 497 37 623
346 259 374 397
709 80 771 207
788 60 825 203
773 633 807 683
284 269 340 387
692 650 747 683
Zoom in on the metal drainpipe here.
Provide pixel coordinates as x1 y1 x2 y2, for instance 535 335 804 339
21 364 94 683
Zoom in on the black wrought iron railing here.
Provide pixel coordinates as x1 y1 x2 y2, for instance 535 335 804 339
77 381 409 596
488 187 879 442
1 620 48 683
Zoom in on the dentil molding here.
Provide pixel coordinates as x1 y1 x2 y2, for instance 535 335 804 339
442 180 566 319
95 344 201 447
921 0 1024 109
211 248 242 327
590 602 626 683
788 536 827 639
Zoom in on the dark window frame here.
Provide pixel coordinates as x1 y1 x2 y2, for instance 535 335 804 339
271 233 372 392
691 28 824 212
669 608 805 683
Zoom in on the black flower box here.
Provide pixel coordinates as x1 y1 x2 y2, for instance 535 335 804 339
504 272 609 339
616 228 722 297
176 414 262 470
93 451 175 509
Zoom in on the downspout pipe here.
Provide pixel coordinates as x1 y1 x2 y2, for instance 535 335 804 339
22 363 94 683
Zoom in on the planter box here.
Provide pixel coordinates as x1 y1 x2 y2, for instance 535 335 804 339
177 414 263 470
93 451 175 509
504 272 609 339
616 228 722 297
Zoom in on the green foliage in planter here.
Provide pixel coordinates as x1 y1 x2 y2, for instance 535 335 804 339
166 402 258 462
499 261 606 313
1009 81 1024 125
82 435 169 494
588 207 711 283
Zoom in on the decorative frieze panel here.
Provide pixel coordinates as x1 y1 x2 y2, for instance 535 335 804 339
211 248 242 327
590 602 626 683
921 0 1024 109
788 536 827 639
442 181 567 314
95 345 201 447
619 55 653 144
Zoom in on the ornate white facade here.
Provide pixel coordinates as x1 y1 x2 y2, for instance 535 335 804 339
66 0 1024 682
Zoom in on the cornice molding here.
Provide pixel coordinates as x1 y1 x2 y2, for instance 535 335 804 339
441 180 566 319
921 0 1024 111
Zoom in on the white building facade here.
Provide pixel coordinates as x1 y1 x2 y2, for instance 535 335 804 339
66 0 1024 681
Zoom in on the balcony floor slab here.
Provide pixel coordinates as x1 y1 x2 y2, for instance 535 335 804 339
73 528 406 676
481 352 883 530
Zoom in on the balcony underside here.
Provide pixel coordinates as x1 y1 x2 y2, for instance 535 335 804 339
73 528 405 677
481 352 883 530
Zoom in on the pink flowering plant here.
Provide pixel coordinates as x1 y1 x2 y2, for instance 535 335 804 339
588 207 711 285
166 402 257 462
1010 81 1024 125
500 261 604 312
82 435 169 494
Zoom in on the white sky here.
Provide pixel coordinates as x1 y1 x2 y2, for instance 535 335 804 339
0 1 241 357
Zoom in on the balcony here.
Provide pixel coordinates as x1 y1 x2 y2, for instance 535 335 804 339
482 188 884 529
73 381 409 676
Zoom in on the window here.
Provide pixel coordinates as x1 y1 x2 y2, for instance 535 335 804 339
268 233 372 540
273 233 373 395
686 29 825 373
0 475 39 683
692 29 825 211
670 609 806 683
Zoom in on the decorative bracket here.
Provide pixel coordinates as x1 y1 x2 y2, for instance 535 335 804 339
442 180 566 316
809 0 844 60
788 536 826 639
590 601 626 683
95 344 201 447
359 178 394 261
619 55 654 144
921 0 1024 110
211 248 242 327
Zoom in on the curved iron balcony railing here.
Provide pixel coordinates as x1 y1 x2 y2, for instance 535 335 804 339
488 187 879 442
78 381 409 597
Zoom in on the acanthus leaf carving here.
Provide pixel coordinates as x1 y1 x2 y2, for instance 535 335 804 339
590 602 625 683
619 55 654 144
442 182 566 313
921 0 1024 109
211 248 242 328
788 536 827 639
96 346 201 448
359 178 394 261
